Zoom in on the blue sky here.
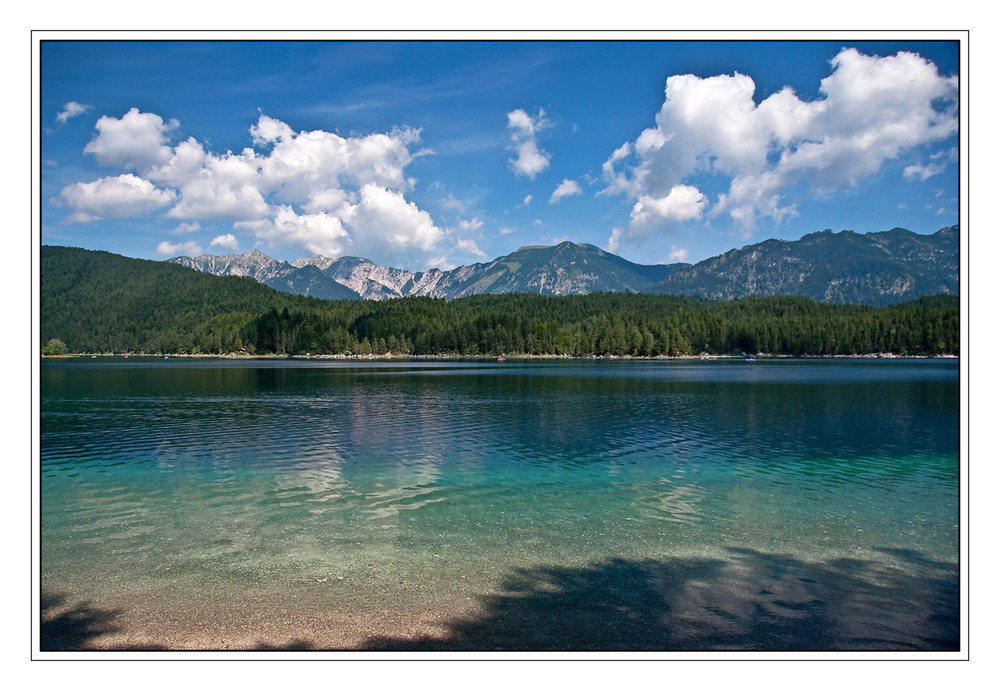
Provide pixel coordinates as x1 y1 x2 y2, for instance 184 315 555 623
39 38 961 271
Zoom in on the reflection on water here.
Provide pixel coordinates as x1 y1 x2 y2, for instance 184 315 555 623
40 357 959 649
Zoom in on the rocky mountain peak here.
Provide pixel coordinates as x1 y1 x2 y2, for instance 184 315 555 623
168 226 958 306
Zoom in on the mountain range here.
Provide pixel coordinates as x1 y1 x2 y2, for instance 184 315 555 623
170 225 959 306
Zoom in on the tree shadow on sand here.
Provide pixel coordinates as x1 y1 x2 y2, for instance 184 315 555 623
40 546 958 652
40 592 315 651
362 546 959 652
40 592 160 651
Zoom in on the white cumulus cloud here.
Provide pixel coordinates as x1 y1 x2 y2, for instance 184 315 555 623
157 240 203 257
210 233 239 251
903 161 947 181
165 150 269 221
56 101 91 124
236 205 352 259
549 179 582 204
454 238 487 259
56 173 176 222
630 185 708 235
603 47 958 239
83 108 178 171
345 184 445 266
254 117 423 201
507 108 550 179
57 110 450 267
606 227 624 255
668 246 690 263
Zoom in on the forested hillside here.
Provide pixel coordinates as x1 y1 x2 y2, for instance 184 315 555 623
649 226 958 305
42 246 959 357
41 246 320 354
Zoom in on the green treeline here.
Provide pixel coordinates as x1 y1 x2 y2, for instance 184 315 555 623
41 246 959 357
239 293 959 357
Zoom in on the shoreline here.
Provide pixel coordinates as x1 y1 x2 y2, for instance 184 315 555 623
41 352 959 361
40 587 480 652
40 543 960 653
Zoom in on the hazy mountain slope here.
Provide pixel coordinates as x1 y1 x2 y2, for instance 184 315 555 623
167 226 958 305
266 264 362 300
646 226 958 306
171 241 676 300
173 250 360 300
443 242 681 298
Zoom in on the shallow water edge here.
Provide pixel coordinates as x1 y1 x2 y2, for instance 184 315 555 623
40 358 960 652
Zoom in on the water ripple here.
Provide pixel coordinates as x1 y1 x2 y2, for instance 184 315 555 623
41 359 960 598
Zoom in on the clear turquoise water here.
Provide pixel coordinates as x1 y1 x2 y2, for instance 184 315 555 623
40 357 960 650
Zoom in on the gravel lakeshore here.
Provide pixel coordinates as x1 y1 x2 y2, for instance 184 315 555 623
40 548 960 653
41 589 485 651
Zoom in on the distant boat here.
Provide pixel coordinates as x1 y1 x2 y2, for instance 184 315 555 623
497 356 507 362
746 356 756 362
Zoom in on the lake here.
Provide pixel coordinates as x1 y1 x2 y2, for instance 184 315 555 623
39 357 960 652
